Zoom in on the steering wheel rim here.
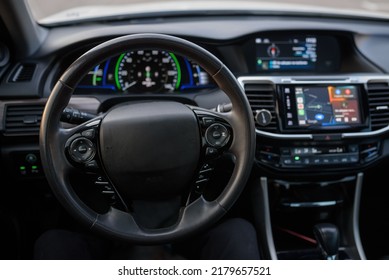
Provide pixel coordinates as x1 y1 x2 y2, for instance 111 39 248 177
40 33 255 244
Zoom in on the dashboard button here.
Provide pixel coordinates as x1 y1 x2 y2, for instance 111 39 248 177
349 156 359 163
283 158 292 165
293 159 302 165
259 152 279 164
313 134 342 141
25 153 37 164
313 158 321 165
340 157 349 163
332 156 340 164
348 145 358 153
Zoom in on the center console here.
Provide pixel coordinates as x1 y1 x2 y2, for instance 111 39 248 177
238 74 389 259
238 75 389 172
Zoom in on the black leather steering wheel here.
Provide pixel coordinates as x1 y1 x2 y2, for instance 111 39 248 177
40 33 255 244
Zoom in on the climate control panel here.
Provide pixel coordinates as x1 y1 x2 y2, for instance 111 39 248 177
257 142 380 169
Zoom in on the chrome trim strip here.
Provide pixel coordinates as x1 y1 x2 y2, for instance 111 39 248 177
353 173 367 260
255 126 389 140
238 75 389 85
342 126 389 138
282 201 337 208
255 129 313 140
260 177 278 260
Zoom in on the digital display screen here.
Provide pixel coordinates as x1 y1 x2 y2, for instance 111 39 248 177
282 85 363 129
291 146 346 156
255 36 318 71
74 50 215 94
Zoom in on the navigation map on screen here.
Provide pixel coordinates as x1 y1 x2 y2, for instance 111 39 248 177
294 85 361 127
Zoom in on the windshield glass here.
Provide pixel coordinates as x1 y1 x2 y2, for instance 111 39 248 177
27 0 389 25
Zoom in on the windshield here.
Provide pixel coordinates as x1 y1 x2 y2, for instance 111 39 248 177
27 0 389 25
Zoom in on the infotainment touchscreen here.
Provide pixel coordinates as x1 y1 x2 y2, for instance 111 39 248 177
282 85 363 130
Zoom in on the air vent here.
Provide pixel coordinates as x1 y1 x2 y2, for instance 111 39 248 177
9 64 36 82
367 82 389 131
5 104 44 135
244 83 278 132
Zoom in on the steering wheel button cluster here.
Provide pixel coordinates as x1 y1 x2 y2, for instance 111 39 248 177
81 129 96 139
197 173 208 181
93 175 119 206
194 177 209 193
95 180 109 185
212 130 222 139
193 162 215 194
202 117 215 126
85 160 99 169
77 145 88 154
205 123 230 148
206 147 218 156
69 137 96 163
200 163 213 171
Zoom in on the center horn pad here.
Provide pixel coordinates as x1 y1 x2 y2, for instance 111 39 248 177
99 101 200 199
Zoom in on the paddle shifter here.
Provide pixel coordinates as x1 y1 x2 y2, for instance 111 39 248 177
313 223 340 260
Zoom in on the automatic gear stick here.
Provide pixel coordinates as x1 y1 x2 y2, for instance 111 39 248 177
313 223 340 260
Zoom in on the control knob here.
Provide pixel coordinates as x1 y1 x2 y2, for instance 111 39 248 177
255 109 272 126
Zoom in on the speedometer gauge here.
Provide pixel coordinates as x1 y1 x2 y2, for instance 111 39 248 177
115 50 181 93
75 50 215 94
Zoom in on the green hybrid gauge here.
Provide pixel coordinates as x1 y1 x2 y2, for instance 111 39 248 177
77 49 214 94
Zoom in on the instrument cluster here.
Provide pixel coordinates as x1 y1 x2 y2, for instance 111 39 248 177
75 49 215 94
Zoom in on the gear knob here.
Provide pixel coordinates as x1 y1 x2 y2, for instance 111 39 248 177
313 223 340 260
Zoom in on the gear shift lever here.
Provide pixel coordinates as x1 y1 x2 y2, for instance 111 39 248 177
313 223 340 260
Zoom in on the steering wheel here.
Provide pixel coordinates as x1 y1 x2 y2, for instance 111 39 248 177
40 33 255 244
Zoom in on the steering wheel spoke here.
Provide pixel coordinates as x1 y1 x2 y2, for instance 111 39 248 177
62 117 130 210
181 107 234 202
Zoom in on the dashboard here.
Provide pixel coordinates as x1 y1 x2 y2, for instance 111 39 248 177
57 32 389 178
1 24 388 177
